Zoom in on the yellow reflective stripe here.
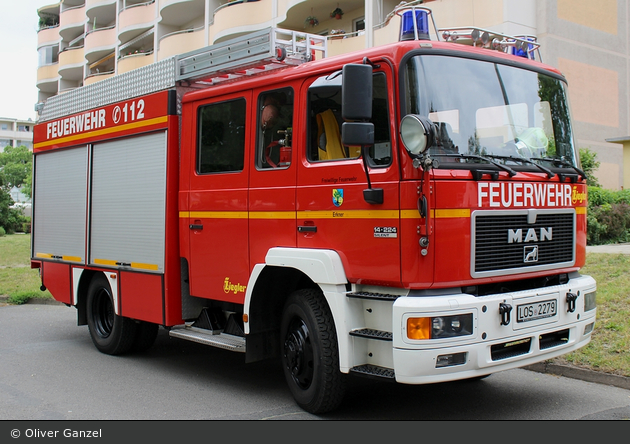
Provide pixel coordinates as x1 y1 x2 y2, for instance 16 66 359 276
297 210 399 219
181 210 398 219
35 253 82 262
434 209 471 218
575 207 587 214
249 212 296 220
131 262 159 271
93 258 158 271
93 258 118 266
400 210 419 219
34 116 168 149
188 211 249 219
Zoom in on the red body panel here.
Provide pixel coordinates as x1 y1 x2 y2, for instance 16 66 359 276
41 262 72 305
119 271 164 324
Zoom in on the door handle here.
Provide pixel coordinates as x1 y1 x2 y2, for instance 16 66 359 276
189 224 203 230
298 226 317 233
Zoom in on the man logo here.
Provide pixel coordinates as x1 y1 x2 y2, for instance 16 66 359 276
524 245 539 263
508 227 552 243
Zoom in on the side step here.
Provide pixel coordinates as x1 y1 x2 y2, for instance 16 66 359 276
350 364 395 380
346 291 400 301
169 325 246 353
350 328 393 341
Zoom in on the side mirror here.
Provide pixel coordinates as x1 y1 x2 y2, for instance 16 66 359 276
341 122 374 146
341 64 372 121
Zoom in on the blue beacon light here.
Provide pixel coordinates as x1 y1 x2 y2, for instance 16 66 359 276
399 9 430 41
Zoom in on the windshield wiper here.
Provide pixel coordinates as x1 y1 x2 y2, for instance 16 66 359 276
434 153 517 179
530 157 587 181
485 155 555 179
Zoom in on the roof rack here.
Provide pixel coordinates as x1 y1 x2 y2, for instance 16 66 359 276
37 28 327 122
439 26 541 61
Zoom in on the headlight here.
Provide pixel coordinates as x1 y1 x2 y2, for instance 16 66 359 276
407 313 473 340
400 114 434 156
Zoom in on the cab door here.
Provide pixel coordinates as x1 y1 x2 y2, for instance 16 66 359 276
249 87 297 264
187 92 251 304
296 68 401 285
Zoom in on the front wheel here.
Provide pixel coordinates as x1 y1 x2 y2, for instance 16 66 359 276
86 274 137 355
280 289 345 414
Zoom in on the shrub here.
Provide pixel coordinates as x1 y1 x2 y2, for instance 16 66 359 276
587 185 630 245
7 291 36 305
0 226 5 237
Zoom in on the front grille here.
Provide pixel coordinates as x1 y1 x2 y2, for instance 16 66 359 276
472 210 575 277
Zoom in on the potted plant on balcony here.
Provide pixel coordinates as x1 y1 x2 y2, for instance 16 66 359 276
304 16 319 28
330 7 344 19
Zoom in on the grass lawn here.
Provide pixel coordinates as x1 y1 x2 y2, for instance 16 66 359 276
1 233 627 376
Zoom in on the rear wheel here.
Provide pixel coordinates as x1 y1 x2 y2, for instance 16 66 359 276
86 274 137 355
280 289 345 414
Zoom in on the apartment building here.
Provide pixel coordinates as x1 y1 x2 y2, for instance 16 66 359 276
35 0 630 189
0 117 34 150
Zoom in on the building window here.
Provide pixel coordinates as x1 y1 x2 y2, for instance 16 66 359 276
38 45 59 66
353 17 365 32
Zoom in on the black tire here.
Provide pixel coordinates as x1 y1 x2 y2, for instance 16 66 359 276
280 289 345 414
86 274 137 355
131 322 159 352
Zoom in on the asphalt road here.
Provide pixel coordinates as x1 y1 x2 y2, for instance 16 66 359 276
1 304 629 422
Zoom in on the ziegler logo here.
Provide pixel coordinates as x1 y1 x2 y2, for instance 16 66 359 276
507 228 552 243
223 277 246 295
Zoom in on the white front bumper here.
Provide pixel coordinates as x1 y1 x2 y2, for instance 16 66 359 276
391 274 596 384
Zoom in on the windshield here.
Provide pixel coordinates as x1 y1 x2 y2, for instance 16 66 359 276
403 55 579 170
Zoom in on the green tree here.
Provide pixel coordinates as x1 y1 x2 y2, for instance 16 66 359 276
0 145 32 233
579 147 601 187
0 145 33 194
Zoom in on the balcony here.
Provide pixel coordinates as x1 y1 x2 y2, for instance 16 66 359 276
85 26 117 64
118 52 155 74
86 0 117 15
59 4 86 43
37 63 60 95
210 0 271 44
38 25 60 49
159 0 205 27
84 72 115 86
58 47 85 82
157 27 204 59
119 1 157 45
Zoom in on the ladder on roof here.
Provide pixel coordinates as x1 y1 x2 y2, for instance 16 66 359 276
37 27 327 122
175 27 327 87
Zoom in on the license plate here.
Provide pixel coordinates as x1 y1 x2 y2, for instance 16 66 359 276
517 299 557 323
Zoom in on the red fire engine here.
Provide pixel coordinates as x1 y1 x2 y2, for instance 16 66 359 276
31 8 597 414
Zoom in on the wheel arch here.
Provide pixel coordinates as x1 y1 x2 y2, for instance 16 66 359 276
243 248 349 364
75 269 118 326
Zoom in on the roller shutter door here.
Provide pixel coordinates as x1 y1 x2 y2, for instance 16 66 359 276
89 132 167 273
33 147 88 263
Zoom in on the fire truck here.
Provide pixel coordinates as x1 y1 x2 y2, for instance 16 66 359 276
31 7 597 414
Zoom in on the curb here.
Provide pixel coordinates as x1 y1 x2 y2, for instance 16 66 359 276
0 296 63 306
524 362 630 390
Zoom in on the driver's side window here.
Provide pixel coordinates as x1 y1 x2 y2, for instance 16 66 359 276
256 88 293 169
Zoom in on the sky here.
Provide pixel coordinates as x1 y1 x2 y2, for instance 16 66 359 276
1 0 54 122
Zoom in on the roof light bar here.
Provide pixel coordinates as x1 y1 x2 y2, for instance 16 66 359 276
440 26 541 61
